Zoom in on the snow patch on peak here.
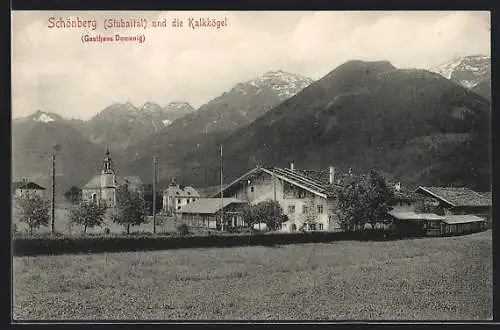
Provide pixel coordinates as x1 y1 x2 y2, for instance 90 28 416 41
35 113 55 123
141 102 162 113
165 101 193 110
239 70 314 99
429 55 490 90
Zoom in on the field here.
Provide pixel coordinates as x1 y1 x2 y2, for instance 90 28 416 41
12 230 492 320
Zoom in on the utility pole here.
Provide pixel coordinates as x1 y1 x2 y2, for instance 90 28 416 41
153 156 157 234
205 125 208 186
220 145 224 232
273 167 277 228
51 153 55 235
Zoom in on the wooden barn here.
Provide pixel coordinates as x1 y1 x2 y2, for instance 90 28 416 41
389 211 487 237
414 186 492 219
178 198 247 230
441 215 488 235
388 211 446 237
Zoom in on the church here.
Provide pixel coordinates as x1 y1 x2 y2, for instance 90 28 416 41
81 149 143 208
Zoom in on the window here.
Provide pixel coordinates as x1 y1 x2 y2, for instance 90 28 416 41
188 191 191 195
177 206 181 210
302 205 308 214
318 223 324 231
250 186 254 192
288 205 295 214
192 198 196 202
177 199 181 204
309 223 317 231
187 199 190 204
317 205 324 214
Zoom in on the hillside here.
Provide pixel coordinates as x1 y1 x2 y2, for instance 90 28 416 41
12 120 107 195
122 71 313 183
175 60 490 191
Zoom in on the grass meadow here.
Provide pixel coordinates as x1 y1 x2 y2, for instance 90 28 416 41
12 230 492 320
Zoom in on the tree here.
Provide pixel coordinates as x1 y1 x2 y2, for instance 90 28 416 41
337 170 395 232
112 184 147 234
69 200 107 234
243 200 284 231
14 194 50 235
64 186 82 205
142 183 163 216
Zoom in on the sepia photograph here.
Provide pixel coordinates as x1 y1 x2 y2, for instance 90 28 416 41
11 10 492 321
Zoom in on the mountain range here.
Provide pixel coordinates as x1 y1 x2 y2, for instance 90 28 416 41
12 56 491 194
429 55 491 100
12 70 314 192
121 70 314 181
74 101 196 151
176 60 490 191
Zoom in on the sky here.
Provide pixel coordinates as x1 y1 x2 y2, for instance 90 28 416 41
12 11 491 120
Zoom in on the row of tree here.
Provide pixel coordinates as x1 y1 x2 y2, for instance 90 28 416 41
14 184 150 235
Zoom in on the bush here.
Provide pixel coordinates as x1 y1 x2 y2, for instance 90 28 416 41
129 231 154 236
177 223 190 236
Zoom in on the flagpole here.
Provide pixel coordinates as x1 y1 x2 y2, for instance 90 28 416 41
220 145 224 232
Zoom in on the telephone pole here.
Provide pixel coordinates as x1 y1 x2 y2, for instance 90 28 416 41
153 156 157 234
273 167 277 226
51 153 55 235
205 125 208 186
220 145 224 232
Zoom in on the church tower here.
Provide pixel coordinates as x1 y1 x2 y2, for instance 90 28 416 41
100 148 117 206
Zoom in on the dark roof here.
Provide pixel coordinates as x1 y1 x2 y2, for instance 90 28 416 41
270 167 338 197
213 165 416 200
12 181 46 190
415 186 492 207
212 166 343 198
179 198 246 214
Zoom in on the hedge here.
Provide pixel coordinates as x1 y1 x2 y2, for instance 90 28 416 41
12 230 398 256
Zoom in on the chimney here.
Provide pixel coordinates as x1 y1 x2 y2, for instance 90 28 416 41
329 166 335 184
290 162 294 172
395 182 401 192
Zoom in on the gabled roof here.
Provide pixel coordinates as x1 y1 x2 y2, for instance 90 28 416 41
179 198 246 214
211 166 343 199
82 175 102 189
415 186 492 207
12 181 46 191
